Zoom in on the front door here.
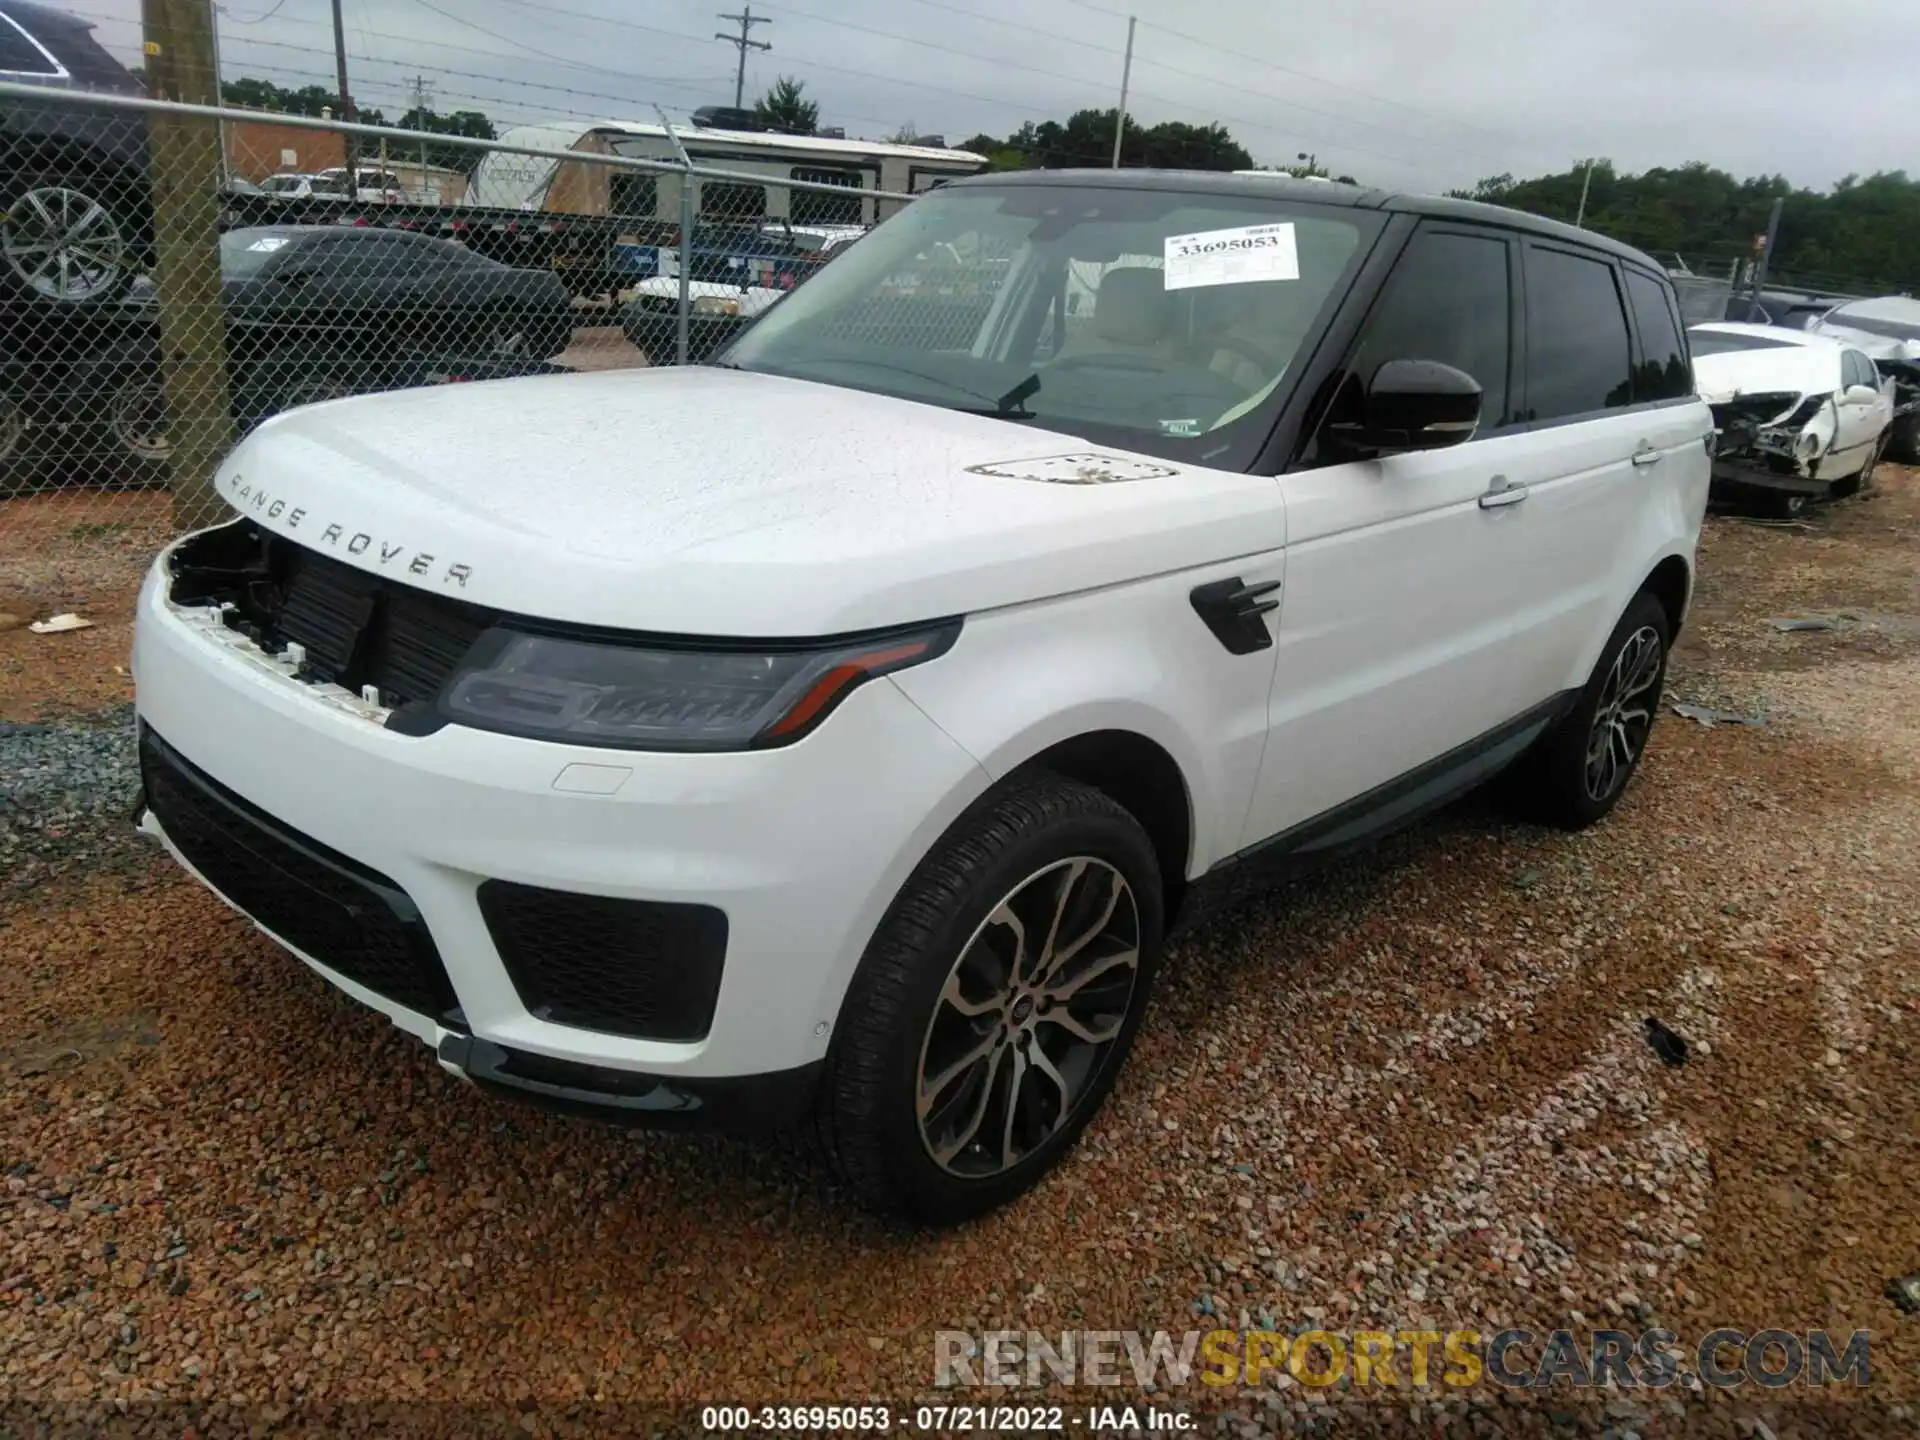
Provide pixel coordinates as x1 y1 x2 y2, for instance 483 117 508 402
1243 223 1556 849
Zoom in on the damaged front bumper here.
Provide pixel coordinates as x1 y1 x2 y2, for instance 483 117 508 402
1706 392 1835 498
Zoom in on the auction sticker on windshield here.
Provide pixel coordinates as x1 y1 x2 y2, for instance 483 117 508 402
247 237 292 252
1164 222 1299 290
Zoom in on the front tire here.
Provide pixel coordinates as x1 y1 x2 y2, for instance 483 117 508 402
1514 592 1670 830
816 773 1163 1225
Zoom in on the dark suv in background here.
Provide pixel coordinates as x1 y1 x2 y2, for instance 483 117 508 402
0 0 151 306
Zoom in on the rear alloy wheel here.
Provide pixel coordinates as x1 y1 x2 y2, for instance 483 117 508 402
1 178 132 305
1511 591 1670 830
817 773 1163 1224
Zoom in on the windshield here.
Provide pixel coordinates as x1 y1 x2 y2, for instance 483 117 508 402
721 183 1375 467
1688 329 1802 356
219 230 298 278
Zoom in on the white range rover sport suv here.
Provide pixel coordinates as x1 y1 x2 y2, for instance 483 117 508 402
133 172 1710 1224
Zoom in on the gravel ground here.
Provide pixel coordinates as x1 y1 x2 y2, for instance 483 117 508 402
1 472 1917 1437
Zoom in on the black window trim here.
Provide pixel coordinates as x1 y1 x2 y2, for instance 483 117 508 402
1281 215 1527 467
1510 239 1696 434
0 8 68 78
1618 260 1696 411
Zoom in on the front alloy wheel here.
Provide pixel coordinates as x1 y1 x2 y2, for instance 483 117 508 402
2 182 130 304
818 773 1164 1224
917 857 1141 1177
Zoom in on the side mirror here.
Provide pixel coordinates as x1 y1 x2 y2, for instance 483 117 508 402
1843 383 1881 406
1327 358 1483 453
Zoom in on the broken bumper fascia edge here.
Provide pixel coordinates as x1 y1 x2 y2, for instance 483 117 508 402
1710 457 1827 497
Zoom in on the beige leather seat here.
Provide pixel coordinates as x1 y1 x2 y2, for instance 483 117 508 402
1055 264 1177 363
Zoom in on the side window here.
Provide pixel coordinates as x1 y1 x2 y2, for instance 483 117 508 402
1523 245 1634 422
1349 228 1513 425
0 13 60 75
699 181 766 222
610 172 657 220
1845 351 1874 390
1623 269 1691 402
791 167 865 227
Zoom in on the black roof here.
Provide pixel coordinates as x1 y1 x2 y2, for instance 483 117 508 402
0 0 147 94
948 168 1665 274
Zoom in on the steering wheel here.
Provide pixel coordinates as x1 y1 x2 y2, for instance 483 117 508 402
1045 352 1167 374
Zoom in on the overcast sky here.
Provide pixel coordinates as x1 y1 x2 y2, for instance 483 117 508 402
76 0 1910 192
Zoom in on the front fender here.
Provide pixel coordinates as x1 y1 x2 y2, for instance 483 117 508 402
891 557 1286 877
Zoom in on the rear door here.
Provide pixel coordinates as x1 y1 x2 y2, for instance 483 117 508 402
1486 247 1700 705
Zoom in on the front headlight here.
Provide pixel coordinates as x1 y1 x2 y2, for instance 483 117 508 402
439 621 958 750
1795 428 1823 460
692 295 742 316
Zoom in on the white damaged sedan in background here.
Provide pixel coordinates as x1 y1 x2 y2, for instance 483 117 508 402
1690 321 1895 516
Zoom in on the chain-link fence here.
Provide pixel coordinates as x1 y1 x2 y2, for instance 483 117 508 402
1 82 922 592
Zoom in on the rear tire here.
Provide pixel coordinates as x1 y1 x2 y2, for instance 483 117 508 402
816 773 1163 1225
1510 592 1670 831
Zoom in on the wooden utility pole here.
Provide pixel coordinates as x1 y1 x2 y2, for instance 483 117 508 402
715 7 771 110
331 0 357 176
1110 15 1135 169
141 0 232 529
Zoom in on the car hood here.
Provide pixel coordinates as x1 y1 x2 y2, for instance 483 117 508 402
1692 347 1835 407
210 366 1287 635
1811 320 1920 363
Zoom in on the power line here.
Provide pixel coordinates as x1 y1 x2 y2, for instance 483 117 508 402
1055 0 1544 158
220 0 290 23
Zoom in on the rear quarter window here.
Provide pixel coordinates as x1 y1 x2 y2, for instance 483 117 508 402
1522 245 1634 423
1623 268 1693 402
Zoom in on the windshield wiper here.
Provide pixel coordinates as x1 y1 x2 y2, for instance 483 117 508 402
995 373 1040 417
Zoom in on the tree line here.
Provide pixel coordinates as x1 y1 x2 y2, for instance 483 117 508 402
1459 162 1920 294
205 70 1920 294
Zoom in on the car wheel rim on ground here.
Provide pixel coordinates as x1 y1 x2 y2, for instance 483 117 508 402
110 385 171 462
915 856 1141 1179
1584 624 1662 802
2 185 127 302
0 395 26 464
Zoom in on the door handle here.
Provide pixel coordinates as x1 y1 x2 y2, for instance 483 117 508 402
1478 474 1528 509
1631 444 1664 468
